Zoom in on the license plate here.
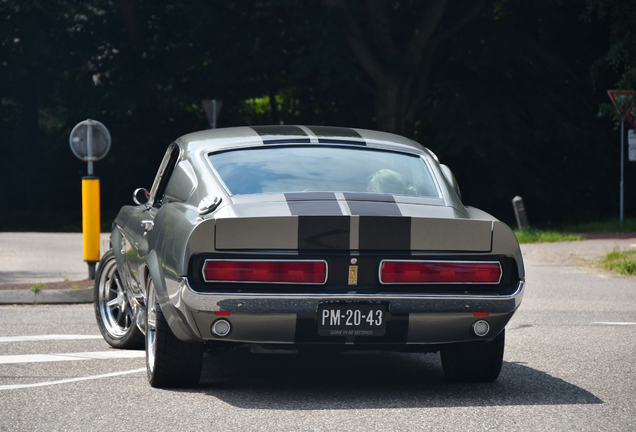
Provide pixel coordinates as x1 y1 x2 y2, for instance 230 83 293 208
317 304 386 337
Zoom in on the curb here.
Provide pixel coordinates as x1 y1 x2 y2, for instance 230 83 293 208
0 288 94 305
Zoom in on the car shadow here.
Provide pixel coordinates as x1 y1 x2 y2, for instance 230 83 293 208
177 349 603 409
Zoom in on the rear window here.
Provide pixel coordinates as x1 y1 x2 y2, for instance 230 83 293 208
208 146 439 197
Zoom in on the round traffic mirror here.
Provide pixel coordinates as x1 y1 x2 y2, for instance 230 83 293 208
69 119 111 162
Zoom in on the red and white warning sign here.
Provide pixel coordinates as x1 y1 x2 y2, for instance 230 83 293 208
607 90 635 127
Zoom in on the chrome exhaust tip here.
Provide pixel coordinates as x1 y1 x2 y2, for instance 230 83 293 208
211 319 232 337
472 320 490 337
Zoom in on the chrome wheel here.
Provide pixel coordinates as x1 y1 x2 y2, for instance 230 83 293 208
98 259 134 337
94 249 144 349
146 279 158 376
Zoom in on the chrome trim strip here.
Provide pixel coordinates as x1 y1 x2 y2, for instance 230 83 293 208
201 259 329 285
186 277 523 301
149 142 181 207
204 153 235 197
421 157 444 199
378 260 503 285
179 279 525 315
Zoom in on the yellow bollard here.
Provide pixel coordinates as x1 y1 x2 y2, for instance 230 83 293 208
82 176 101 277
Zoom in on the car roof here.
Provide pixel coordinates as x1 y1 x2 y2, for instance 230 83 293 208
175 125 434 160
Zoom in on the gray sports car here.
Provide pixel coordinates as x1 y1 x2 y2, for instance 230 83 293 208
94 125 525 388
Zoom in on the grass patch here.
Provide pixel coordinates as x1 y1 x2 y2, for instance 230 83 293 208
559 218 636 233
514 228 584 243
29 283 46 293
601 249 636 276
30 283 47 305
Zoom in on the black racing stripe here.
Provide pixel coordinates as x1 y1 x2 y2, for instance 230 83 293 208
298 216 350 250
306 126 366 145
306 126 363 139
285 192 342 216
251 125 310 144
344 193 402 216
358 216 411 250
347 201 402 216
317 138 366 146
251 125 308 137
288 201 342 216
263 138 311 144
344 192 395 203
285 192 339 202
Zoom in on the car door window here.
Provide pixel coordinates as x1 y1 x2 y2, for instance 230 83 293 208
149 143 180 208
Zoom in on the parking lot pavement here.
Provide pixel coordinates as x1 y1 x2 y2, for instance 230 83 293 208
0 234 634 430
1 262 635 432
0 232 110 285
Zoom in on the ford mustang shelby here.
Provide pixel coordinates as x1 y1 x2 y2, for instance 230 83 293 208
94 125 525 388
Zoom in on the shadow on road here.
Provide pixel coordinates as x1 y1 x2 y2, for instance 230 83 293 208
183 349 603 409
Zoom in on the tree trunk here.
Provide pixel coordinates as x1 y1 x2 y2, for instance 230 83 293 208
375 75 410 136
118 0 145 49
375 55 434 136
323 0 483 138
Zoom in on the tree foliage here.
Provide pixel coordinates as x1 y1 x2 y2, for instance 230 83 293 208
583 0 636 90
582 0 636 125
0 0 633 230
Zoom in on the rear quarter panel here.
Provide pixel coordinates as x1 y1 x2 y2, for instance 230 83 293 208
145 202 203 341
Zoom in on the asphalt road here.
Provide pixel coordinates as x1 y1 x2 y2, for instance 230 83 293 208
0 244 635 430
0 233 110 284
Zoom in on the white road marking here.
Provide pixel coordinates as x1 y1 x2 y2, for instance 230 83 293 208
0 350 146 364
0 335 103 343
592 322 636 326
0 368 146 391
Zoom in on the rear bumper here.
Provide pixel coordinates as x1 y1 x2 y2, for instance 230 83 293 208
174 278 525 345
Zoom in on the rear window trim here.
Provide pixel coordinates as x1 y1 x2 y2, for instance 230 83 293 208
204 143 441 199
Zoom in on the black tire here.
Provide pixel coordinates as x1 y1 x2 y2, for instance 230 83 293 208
94 249 144 349
441 329 505 382
146 277 203 388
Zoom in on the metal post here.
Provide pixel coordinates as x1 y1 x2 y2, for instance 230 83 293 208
620 119 624 224
512 196 529 230
212 100 217 129
87 118 94 176
85 119 98 277
70 118 110 279
82 176 101 279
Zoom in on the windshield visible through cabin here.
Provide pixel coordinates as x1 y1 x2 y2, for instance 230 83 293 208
208 146 439 197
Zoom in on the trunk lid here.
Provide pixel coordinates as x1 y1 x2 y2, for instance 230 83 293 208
212 193 493 252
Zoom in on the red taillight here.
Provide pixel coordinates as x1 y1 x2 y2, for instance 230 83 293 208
203 260 327 284
380 261 501 284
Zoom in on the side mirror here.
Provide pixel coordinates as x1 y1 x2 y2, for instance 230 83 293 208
440 164 462 201
133 188 150 205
